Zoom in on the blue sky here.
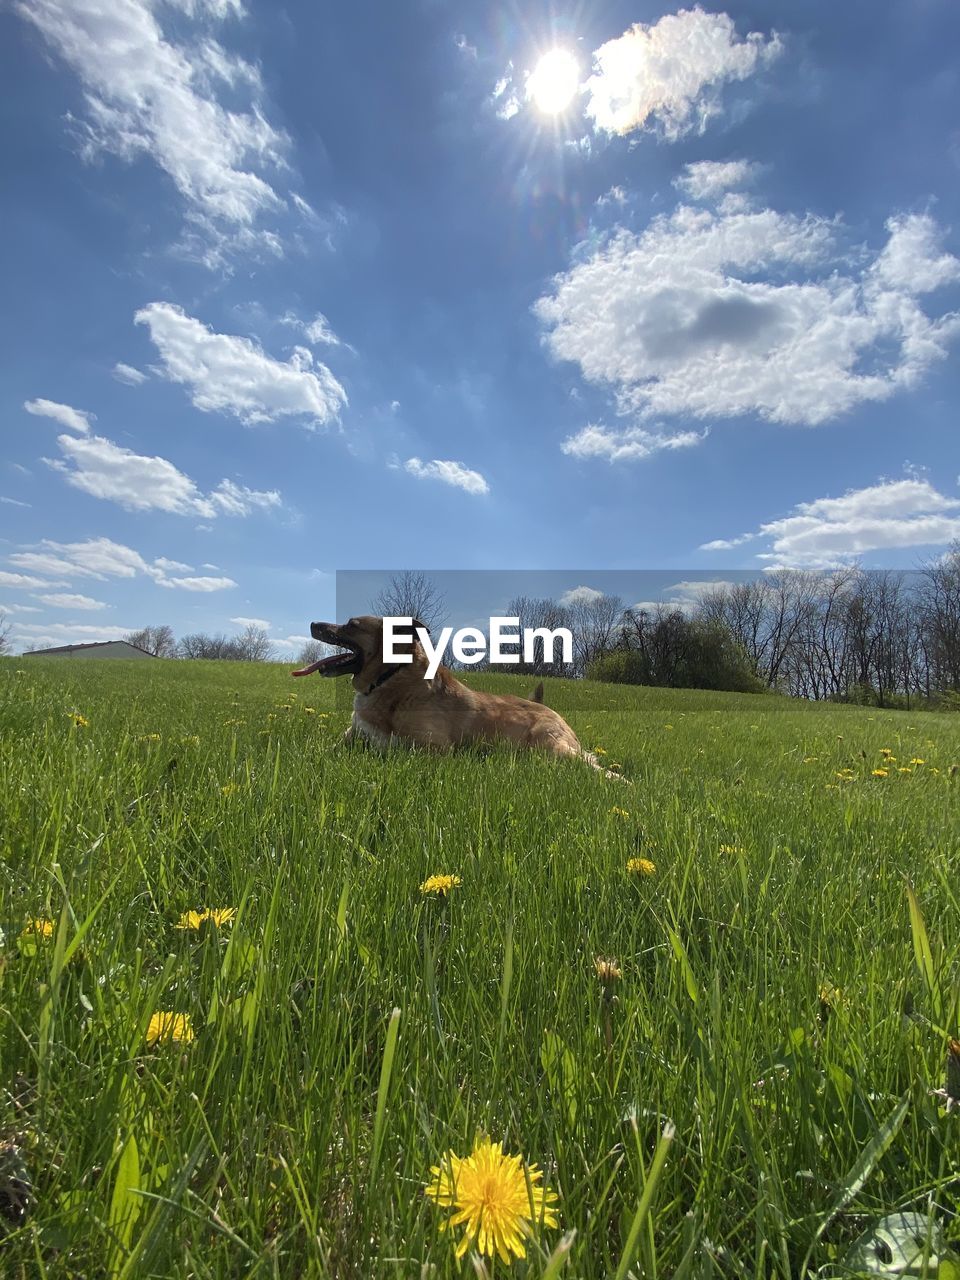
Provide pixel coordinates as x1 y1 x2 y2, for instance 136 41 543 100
2 0 960 654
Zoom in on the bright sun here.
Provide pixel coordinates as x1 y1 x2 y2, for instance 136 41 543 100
528 49 580 115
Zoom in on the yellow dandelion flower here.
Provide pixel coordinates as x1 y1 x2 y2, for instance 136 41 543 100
67 712 89 728
835 769 856 781
139 733 161 743
304 707 316 714
897 766 913 774
145 1011 194 1047
594 956 622 985
174 907 237 930
220 782 240 796
594 745 607 756
663 724 674 730
425 1135 559 1263
21 918 54 940
626 856 656 877
610 806 631 819
802 756 819 764
910 758 925 766
719 844 745 855
930 767 941 776
181 735 200 746
420 874 462 897
872 768 888 778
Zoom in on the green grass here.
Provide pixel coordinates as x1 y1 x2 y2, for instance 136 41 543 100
1 656 958 1278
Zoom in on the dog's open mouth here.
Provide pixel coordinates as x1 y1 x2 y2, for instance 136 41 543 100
291 643 363 678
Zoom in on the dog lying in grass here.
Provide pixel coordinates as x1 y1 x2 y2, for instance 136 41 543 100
292 614 620 775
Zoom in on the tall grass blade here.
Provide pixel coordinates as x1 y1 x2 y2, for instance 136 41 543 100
614 1121 675 1280
370 1006 401 1184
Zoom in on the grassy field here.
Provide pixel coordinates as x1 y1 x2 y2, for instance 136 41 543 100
1 656 958 1278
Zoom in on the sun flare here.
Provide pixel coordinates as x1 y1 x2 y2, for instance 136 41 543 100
528 48 580 114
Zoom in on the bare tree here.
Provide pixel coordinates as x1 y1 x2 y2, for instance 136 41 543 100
125 624 176 657
0 613 10 656
177 633 235 659
566 593 625 675
919 542 960 694
501 596 574 675
296 638 334 666
233 624 274 662
372 571 446 634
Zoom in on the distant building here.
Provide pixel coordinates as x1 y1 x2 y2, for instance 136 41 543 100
23 640 157 660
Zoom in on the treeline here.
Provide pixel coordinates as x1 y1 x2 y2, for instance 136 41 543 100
481 593 762 692
126 623 280 662
479 545 960 706
699 551 960 706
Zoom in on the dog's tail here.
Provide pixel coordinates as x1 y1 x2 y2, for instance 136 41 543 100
530 681 544 704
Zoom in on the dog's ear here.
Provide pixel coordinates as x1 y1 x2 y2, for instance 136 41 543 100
389 616 429 639
383 616 429 657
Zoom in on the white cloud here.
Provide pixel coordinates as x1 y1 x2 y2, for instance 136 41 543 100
24 398 93 434
279 309 348 349
559 585 604 606
1 497 32 508
674 158 759 201
154 557 194 572
209 479 281 515
491 68 521 120
15 0 289 250
44 431 282 517
536 209 960 429
561 424 704 463
112 362 148 386
403 457 490 496
158 575 236 591
230 615 270 628
136 302 347 426
636 578 738 613
271 633 311 653
34 592 108 610
10 538 155 580
701 477 960 567
304 314 340 346
584 9 782 139
0 570 67 590
46 433 212 515
0 602 41 614
8 536 236 590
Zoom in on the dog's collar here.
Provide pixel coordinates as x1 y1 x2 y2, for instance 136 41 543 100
362 664 405 696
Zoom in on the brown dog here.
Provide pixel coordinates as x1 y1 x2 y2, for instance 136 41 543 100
292 614 615 773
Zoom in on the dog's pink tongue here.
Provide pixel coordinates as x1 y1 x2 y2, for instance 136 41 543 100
291 658 325 677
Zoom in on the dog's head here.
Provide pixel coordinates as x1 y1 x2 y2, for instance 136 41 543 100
292 615 429 691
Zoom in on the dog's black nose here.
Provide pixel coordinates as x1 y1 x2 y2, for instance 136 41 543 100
310 621 323 640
